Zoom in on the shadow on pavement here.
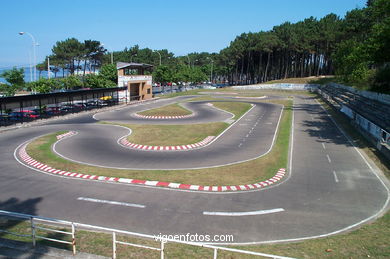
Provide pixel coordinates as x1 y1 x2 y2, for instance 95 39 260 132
0 197 71 258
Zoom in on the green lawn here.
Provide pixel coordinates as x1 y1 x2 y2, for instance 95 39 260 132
123 122 227 146
138 103 192 116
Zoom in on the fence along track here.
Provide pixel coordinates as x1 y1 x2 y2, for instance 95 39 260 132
0 209 295 259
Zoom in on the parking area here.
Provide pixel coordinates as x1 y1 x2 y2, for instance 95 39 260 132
0 87 126 127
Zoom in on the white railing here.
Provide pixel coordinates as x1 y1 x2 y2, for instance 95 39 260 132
0 210 296 259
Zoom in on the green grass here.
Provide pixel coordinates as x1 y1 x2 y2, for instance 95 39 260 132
25 99 291 186
138 103 192 116
264 76 335 85
124 122 227 146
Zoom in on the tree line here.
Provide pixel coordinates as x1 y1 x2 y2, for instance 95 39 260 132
106 0 388 92
213 0 388 93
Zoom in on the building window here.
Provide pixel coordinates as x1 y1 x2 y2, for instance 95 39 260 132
147 88 151 94
124 68 138 75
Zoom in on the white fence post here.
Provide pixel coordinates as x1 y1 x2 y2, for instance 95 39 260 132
112 232 117 259
160 240 165 259
213 248 218 259
71 223 76 255
30 217 36 247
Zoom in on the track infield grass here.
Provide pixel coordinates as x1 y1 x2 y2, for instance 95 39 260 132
138 103 192 116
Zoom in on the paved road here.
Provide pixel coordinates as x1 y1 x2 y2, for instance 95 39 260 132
0 95 388 244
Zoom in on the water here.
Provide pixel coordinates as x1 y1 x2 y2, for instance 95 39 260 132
0 67 67 84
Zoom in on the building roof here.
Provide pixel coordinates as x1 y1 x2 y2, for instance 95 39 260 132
0 87 127 105
116 62 153 70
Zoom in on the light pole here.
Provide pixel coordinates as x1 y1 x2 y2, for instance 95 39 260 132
193 59 198 68
19 31 37 81
154 50 161 66
207 57 214 83
130 54 137 63
101 44 113 64
47 57 51 79
186 56 191 68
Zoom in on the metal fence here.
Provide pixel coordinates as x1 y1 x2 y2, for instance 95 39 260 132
0 210 295 259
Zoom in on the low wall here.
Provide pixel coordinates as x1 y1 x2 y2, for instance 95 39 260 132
232 83 320 91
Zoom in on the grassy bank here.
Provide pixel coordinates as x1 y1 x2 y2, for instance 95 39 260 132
2 202 388 258
138 103 192 116
25 99 290 186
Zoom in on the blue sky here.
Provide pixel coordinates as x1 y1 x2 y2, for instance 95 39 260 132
0 0 367 68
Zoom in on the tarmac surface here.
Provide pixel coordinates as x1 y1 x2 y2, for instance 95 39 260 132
0 94 388 246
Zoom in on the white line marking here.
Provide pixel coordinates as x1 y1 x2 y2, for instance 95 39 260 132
203 208 284 216
322 143 326 149
333 171 339 183
326 154 332 163
77 197 145 208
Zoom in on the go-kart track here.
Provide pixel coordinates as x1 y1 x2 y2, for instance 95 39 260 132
0 94 388 245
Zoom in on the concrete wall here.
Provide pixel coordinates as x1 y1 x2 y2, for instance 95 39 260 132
232 83 319 90
118 75 152 87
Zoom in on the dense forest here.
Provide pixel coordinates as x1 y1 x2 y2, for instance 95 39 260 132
2 0 388 95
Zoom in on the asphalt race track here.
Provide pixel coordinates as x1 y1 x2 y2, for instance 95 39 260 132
0 94 388 244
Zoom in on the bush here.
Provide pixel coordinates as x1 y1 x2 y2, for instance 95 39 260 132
84 74 116 89
62 75 83 90
371 66 390 94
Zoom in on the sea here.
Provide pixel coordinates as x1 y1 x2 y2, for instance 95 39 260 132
0 66 67 84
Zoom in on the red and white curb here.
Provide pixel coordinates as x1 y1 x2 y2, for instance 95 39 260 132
119 136 215 151
133 113 195 120
18 134 287 192
56 131 77 140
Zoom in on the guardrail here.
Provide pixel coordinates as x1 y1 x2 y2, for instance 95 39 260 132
0 209 296 259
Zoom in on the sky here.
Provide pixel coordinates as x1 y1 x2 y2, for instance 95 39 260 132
0 0 367 68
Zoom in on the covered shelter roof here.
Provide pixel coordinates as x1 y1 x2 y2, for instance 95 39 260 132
116 62 153 70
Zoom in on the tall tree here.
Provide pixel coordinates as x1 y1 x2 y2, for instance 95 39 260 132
51 38 84 75
0 67 25 96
